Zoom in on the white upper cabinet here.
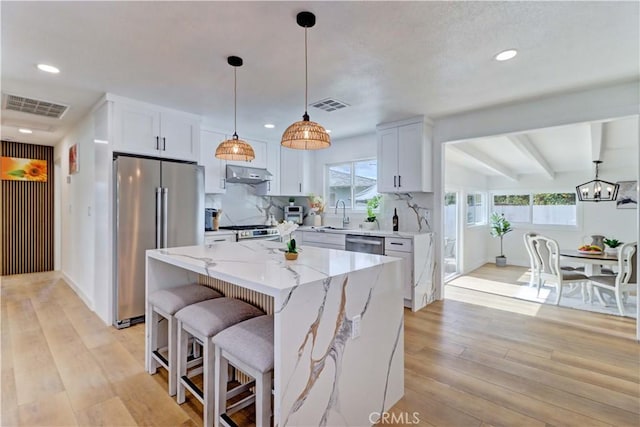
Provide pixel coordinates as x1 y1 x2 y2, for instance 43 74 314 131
280 147 310 196
376 118 432 193
200 130 227 194
112 96 200 162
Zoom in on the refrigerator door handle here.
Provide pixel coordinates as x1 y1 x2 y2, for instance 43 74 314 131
156 187 162 248
162 187 169 248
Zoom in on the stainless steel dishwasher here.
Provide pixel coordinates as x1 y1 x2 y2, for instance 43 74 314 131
345 234 385 255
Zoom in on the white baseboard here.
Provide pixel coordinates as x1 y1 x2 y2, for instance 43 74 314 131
61 271 94 310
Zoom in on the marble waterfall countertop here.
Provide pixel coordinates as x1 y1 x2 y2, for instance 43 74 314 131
146 241 405 426
147 240 399 297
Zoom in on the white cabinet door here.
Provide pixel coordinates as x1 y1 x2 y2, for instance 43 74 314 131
377 127 399 193
265 141 280 196
200 130 226 194
117 103 161 156
280 148 306 195
397 122 423 192
386 250 413 300
160 112 199 161
377 118 431 193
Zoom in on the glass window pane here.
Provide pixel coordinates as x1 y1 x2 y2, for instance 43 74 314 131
325 159 377 209
493 194 530 222
533 193 576 225
353 160 377 209
467 193 485 224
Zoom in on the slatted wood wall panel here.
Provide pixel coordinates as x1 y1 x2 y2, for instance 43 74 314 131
1 141 54 275
199 275 274 314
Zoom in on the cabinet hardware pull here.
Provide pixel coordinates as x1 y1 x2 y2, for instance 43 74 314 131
390 242 403 245
398 175 401 187
299 183 302 192
156 136 160 150
163 137 166 151
267 181 271 191
394 176 397 187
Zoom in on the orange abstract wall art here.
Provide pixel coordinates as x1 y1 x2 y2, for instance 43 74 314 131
1 157 48 182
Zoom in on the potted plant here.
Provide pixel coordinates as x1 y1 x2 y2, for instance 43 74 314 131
603 238 622 256
277 221 299 260
288 197 295 206
363 195 382 230
490 212 512 267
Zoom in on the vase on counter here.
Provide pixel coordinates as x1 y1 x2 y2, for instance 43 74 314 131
284 252 298 261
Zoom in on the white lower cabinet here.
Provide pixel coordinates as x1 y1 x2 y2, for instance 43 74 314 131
299 232 345 250
385 237 414 301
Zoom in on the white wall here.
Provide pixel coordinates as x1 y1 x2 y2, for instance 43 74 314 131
55 112 96 309
487 168 639 267
444 163 490 274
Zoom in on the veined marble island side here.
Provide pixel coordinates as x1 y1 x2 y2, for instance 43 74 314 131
145 241 404 426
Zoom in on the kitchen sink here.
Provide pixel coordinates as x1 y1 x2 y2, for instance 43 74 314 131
313 226 348 231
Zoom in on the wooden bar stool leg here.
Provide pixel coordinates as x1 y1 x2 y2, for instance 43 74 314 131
214 346 228 427
148 304 158 374
168 315 177 396
176 320 188 404
203 338 215 427
256 371 272 427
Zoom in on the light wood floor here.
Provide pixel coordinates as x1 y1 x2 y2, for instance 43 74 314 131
2 271 638 426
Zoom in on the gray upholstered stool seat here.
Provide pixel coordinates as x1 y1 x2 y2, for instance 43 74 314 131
175 298 264 427
149 284 222 315
213 315 274 427
147 284 222 396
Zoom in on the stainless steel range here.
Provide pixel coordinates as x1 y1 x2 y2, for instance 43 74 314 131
218 225 279 241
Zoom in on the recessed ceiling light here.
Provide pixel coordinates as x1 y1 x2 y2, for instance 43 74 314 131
37 63 60 73
494 49 518 61
93 139 109 144
264 123 275 129
326 129 332 134
18 128 33 134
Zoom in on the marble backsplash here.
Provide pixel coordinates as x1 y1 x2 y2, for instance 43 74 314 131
207 185 432 232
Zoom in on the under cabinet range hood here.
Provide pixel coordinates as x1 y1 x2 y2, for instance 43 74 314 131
226 165 272 184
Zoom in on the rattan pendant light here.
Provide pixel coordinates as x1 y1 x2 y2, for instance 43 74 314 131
281 12 331 150
215 56 255 161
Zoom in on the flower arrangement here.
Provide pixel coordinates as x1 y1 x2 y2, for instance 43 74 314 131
307 193 326 214
276 221 299 257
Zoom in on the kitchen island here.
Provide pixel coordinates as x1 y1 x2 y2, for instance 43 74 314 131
146 241 404 426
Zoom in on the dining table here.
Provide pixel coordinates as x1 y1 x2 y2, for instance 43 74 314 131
559 250 618 276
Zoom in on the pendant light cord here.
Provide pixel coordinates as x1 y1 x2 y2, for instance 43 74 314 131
304 26 308 116
233 66 238 136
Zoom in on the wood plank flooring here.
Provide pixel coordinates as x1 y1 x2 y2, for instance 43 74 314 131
1 271 638 426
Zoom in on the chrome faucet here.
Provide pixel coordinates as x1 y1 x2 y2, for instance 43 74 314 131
335 200 350 228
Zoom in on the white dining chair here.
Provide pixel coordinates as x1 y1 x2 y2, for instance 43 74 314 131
523 232 538 287
531 235 589 305
588 243 637 316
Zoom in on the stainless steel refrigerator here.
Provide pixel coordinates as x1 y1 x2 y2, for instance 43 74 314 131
114 155 204 328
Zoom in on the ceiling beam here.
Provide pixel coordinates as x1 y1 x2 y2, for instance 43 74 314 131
508 134 555 180
448 144 519 182
590 122 603 161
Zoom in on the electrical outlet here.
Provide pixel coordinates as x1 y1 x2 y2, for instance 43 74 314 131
351 315 361 339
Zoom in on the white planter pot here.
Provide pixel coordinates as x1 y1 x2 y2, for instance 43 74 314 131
605 247 619 256
362 221 376 230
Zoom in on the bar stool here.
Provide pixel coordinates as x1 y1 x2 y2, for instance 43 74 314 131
147 284 223 396
213 315 274 427
175 298 264 427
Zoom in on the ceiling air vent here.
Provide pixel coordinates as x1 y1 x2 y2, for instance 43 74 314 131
310 98 349 112
2 94 69 119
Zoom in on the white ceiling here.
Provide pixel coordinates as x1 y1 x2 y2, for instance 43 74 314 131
1 1 638 146
445 116 639 177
